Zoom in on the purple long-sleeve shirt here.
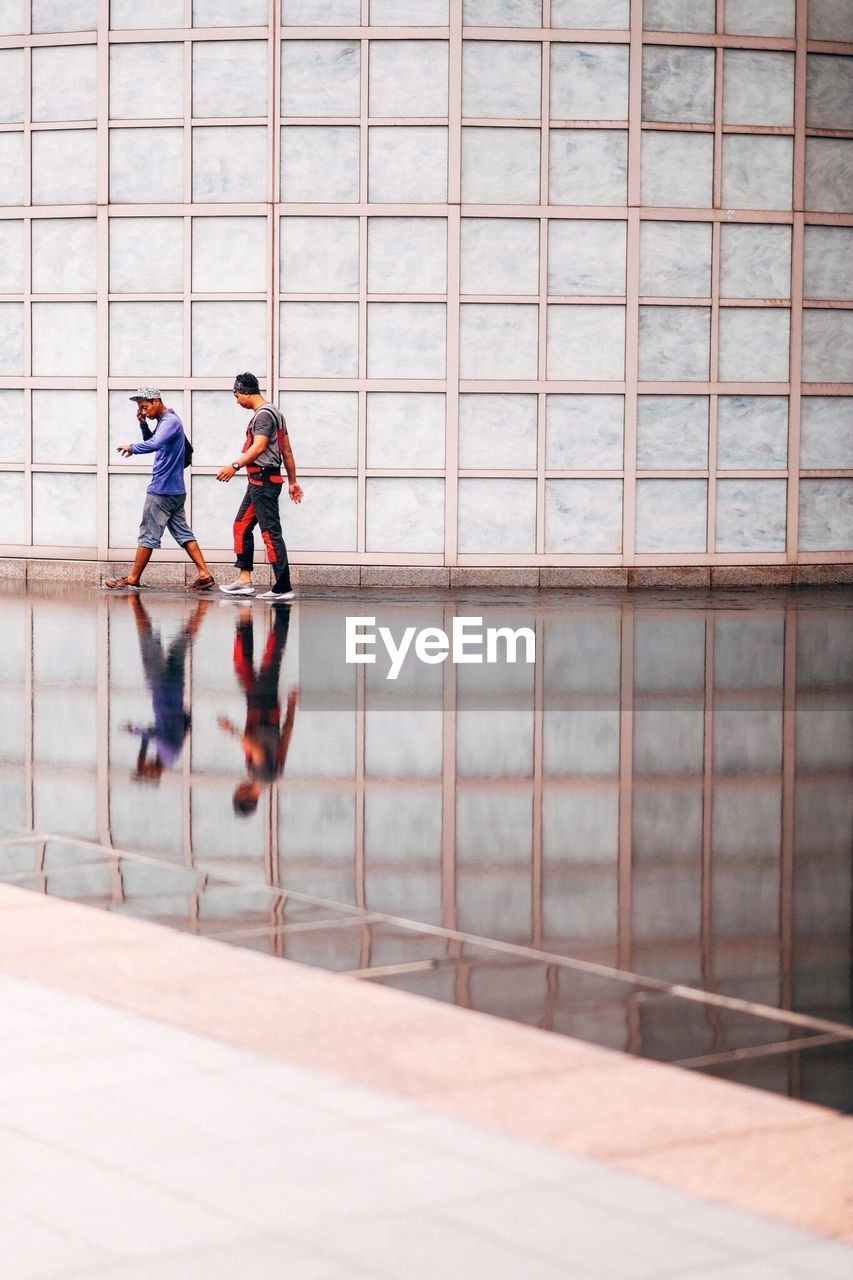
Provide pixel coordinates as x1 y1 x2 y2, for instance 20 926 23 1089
130 409 186 496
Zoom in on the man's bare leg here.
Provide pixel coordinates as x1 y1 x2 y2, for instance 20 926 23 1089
183 539 215 589
104 546 152 589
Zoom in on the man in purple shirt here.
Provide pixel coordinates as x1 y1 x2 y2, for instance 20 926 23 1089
104 387 214 591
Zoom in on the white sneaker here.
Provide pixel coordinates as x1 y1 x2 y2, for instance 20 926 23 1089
219 580 255 595
257 589 295 602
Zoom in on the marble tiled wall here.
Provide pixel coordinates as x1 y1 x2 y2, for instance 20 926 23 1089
0 1 850 561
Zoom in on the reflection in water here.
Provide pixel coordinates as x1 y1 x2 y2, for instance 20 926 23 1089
0 586 851 1112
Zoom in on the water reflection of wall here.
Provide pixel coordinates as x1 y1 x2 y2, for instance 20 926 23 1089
0 590 850 1104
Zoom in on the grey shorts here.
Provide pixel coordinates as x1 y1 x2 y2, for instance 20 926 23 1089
138 492 194 549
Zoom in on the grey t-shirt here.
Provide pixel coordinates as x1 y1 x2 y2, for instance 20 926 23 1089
249 404 286 468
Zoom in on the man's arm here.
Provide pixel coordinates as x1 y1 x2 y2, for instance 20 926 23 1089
282 437 303 503
118 411 179 458
217 434 268 483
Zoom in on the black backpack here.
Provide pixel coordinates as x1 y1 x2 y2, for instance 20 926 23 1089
140 417 193 467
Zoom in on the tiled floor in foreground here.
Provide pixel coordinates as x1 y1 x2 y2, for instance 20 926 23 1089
1 973 851 1280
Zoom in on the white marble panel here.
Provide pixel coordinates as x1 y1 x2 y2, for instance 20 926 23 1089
0 390 23 462
280 301 359 377
643 0 715 31
463 0 540 22
799 479 853 551
368 218 446 293
809 0 853 41
805 139 853 214
639 221 711 297
0 48 23 123
548 305 625 380
110 128 183 203
0 220 23 292
192 301 266 376
110 217 183 293
33 473 96 546
636 395 708 468
461 219 537 295
458 394 538 469
193 41 267 118
283 476 357 552
32 44 96 122
643 46 714 124
720 224 792 299
281 126 360 202
31 219 96 294
32 390 97 464
641 132 713 208
717 396 788 470
33 0 95 29
716 479 787 552
369 127 448 202
0 132 24 205
725 0 794 35
192 217 267 293
283 0 360 21
0 472 25 543
372 0 448 21
190 391 247 465
0 304 23 374
0 0 23 33
108 389 184 464
463 42 540 120
800 398 853 470
802 309 853 383
111 0 183 26
724 51 794 127
193 126 267 202
804 227 853 300
460 303 538 379
546 395 623 469
372 41 448 118
718 309 790 382
193 0 268 22
282 41 360 117
552 0 629 26
109 472 154 547
639 306 710 381
366 393 445 467
722 136 793 211
462 127 539 203
457 478 536 553
549 129 627 205
282 216 358 293
32 302 95 376
365 710 443 779
368 302 446 378
545 479 622 552
543 708 619 776
110 43 183 120
636 479 707 553
366 478 445 552
109 302 183 376
549 220 626 297
33 129 97 204
551 43 629 121
807 55 853 131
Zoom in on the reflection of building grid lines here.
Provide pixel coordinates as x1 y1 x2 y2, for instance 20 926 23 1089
1 591 851 1105
0 1 851 565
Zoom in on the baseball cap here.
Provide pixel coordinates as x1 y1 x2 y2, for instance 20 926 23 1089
233 372 260 395
129 386 161 402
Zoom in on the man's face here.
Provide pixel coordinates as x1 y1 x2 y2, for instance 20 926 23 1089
234 391 252 410
137 399 156 419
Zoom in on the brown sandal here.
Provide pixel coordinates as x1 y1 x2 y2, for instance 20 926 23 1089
103 576 140 590
187 575 215 591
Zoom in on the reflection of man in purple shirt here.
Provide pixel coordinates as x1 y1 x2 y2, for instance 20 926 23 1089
123 596 209 782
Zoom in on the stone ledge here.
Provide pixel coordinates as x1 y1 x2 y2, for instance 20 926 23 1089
540 567 629 589
360 567 450 588
450 568 540 588
629 567 712 590
293 565 360 587
711 566 794 589
794 564 853 586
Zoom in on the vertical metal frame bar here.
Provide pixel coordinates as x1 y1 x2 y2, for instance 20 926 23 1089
95 0 110 559
787 0 809 562
444 0 463 567
623 0 644 564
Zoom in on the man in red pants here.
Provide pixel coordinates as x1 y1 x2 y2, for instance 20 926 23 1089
216 372 303 601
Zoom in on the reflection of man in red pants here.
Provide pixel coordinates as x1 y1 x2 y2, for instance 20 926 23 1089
218 607 298 815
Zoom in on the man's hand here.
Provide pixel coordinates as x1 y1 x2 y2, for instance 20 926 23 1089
136 405 148 425
289 482 303 503
116 444 133 457
217 465 236 483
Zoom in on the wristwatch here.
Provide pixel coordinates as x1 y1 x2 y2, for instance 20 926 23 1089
231 460 242 471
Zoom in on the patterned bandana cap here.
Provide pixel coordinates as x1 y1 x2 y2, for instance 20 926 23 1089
233 373 260 395
129 386 161 402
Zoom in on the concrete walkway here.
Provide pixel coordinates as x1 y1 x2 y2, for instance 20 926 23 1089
1 885 851 1279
